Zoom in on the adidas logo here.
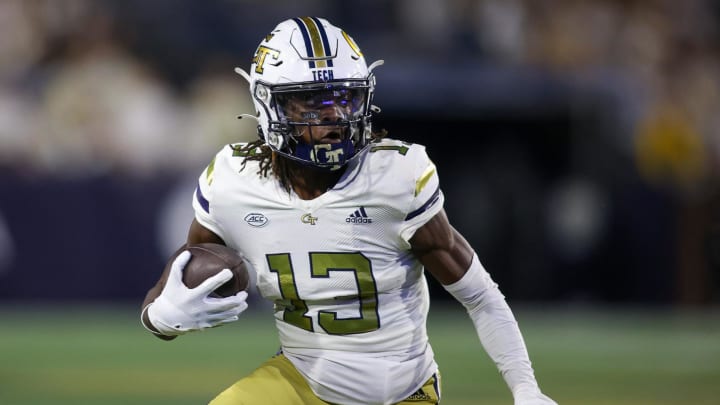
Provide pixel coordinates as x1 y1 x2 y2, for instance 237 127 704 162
405 389 432 401
346 206 373 224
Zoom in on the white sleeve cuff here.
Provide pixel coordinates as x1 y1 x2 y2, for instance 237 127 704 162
442 254 540 395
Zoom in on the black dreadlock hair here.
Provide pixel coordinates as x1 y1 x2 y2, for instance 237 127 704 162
231 129 388 193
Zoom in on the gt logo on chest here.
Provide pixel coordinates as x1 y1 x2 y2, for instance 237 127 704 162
301 213 318 225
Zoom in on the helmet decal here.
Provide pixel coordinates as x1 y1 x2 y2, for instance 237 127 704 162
292 17 334 69
341 31 363 58
252 45 281 74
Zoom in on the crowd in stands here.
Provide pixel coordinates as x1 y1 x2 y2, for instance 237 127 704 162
0 0 717 195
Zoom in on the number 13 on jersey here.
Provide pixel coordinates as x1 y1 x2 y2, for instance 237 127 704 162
267 252 380 335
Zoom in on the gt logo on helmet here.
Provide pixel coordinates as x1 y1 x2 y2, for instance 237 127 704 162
253 45 280 74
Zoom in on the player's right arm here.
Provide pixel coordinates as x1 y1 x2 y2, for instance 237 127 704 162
140 219 247 340
140 220 226 339
141 146 250 340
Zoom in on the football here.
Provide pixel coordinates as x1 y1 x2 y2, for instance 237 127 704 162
179 243 250 297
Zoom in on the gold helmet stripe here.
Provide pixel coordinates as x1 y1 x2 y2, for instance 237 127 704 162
293 17 335 69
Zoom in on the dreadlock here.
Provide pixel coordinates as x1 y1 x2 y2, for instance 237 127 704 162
231 128 388 193
231 140 274 181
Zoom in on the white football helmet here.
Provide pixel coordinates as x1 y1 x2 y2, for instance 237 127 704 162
235 17 383 169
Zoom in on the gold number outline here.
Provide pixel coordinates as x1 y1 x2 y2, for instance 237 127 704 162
267 252 380 335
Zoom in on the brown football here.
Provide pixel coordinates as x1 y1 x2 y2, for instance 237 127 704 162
179 243 249 297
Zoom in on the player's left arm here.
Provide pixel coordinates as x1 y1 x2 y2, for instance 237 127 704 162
410 209 557 405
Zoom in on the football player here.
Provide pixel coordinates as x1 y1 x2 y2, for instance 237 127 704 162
141 17 557 405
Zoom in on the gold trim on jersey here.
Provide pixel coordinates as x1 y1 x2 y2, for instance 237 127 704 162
415 163 436 196
206 157 216 185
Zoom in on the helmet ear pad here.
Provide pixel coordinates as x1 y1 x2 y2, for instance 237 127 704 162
264 127 285 151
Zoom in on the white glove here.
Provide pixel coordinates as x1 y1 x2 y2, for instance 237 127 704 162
147 250 249 336
514 384 558 405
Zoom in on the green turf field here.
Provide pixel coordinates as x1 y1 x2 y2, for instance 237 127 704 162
0 304 718 405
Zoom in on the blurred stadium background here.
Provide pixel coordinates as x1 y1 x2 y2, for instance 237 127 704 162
0 0 718 404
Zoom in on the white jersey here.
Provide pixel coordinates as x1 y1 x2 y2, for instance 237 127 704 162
192 139 444 405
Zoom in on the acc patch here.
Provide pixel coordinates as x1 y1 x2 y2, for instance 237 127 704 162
244 213 269 227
